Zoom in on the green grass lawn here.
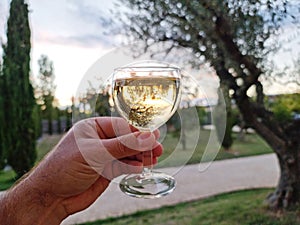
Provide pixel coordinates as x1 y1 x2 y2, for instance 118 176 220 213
156 128 273 168
0 170 17 191
80 188 300 225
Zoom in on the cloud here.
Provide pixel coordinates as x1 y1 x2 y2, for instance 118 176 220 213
65 0 114 25
29 0 118 48
35 32 115 49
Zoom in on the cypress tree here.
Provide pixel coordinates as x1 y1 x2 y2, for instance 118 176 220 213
2 0 36 178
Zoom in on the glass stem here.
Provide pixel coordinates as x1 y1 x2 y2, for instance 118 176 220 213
142 150 153 176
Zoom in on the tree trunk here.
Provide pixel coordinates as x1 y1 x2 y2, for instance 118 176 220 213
213 14 300 208
236 93 300 209
215 81 233 150
266 122 300 209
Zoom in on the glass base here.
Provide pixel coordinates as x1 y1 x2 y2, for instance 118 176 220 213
119 171 176 199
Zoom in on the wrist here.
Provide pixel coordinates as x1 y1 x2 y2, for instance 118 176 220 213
0 175 67 225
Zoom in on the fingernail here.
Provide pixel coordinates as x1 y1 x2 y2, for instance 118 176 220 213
138 132 152 140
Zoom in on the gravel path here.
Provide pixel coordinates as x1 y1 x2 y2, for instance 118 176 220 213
62 154 280 225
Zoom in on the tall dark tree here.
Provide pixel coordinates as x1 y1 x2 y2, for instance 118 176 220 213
36 55 56 135
32 104 42 139
95 91 111 117
111 0 300 209
55 107 62 134
2 0 36 177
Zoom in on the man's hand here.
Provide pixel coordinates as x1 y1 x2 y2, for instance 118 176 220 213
0 117 162 225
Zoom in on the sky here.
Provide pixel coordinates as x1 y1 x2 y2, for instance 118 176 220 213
0 0 118 106
0 0 299 107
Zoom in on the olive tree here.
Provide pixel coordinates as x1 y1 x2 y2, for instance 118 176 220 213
109 0 300 209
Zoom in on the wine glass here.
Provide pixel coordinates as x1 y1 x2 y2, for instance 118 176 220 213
112 61 182 199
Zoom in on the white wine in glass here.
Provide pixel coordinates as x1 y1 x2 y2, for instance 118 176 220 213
112 62 181 198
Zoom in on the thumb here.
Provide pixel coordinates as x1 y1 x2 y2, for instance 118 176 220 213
101 131 157 160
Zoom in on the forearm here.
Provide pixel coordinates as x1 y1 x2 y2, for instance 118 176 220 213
0 175 66 225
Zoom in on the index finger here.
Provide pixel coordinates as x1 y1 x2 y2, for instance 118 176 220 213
95 117 137 138
101 131 158 160
95 117 160 140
